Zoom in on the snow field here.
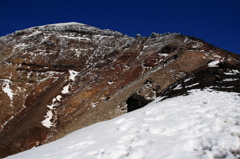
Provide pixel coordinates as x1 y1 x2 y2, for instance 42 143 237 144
6 89 240 159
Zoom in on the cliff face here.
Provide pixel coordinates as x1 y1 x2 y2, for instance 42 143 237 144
0 22 240 157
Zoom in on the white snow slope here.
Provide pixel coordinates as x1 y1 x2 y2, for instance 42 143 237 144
5 89 240 159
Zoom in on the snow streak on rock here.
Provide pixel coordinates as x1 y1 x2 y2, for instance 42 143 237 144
208 60 220 67
3 80 13 100
68 70 78 81
41 95 62 128
61 84 70 94
1 80 14 101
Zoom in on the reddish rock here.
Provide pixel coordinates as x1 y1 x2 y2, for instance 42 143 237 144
0 23 239 157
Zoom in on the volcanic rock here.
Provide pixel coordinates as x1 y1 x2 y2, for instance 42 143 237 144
0 22 240 157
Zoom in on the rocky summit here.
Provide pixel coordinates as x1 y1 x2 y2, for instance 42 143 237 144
0 22 240 158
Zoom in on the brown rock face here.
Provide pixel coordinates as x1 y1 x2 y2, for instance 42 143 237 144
0 23 240 157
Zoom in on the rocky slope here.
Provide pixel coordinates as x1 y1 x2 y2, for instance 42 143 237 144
0 22 239 157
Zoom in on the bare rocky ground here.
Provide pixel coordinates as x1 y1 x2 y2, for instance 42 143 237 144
0 23 239 158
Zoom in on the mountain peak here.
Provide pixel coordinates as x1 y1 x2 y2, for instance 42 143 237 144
0 23 240 158
3 22 125 39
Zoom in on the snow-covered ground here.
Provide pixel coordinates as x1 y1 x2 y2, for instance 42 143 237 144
5 89 240 159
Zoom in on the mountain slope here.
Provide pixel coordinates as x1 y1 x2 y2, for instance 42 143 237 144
5 89 240 159
0 22 240 157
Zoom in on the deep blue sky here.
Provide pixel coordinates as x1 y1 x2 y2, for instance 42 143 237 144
1 0 239 54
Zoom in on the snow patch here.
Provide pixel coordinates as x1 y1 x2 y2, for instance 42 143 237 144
60 35 91 41
41 95 62 128
173 84 182 90
213 54 222 59
208 60 220 67
158 53 169 57
222 78 239 82
68 70 79 81
1 116 14 131
56 95 62 101
186 83 199 88
184 77 192 83
108 81 114 85
224 69 240 75
61 84 70 94
1 80 14 101
45 22 85 27
192 43 201 48
41 111 53 128
91 103 97 108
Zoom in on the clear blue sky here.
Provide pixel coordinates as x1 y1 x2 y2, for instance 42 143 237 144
1 0 239 54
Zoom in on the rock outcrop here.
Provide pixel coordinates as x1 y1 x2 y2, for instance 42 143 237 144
0 22 240 157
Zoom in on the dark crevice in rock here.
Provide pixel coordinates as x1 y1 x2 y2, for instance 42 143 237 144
126 93 152 112
17 63 80 72
160 45 178 54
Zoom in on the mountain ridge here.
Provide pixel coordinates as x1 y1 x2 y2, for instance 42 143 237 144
0 22 240 157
